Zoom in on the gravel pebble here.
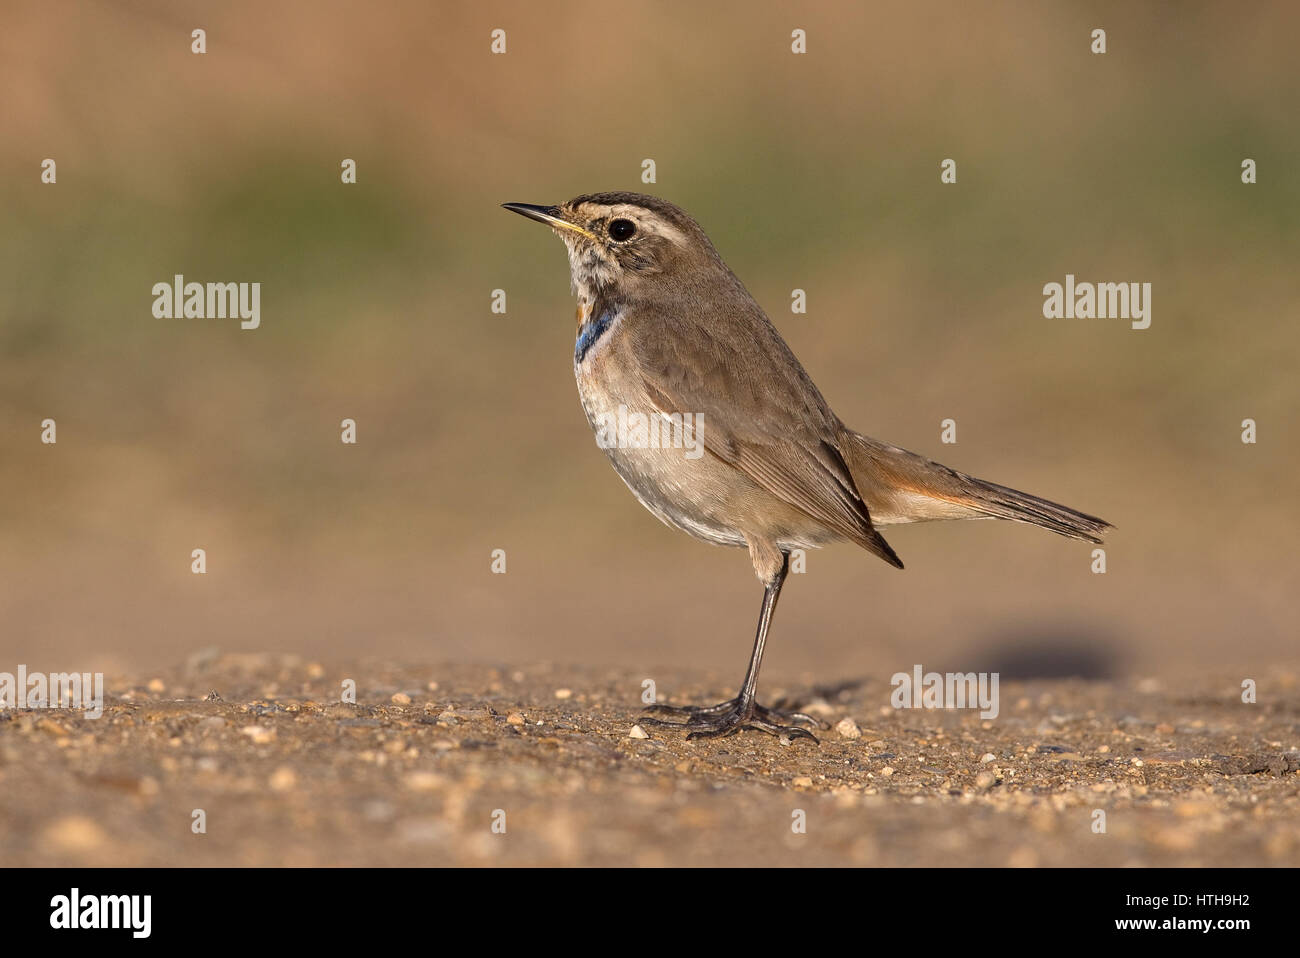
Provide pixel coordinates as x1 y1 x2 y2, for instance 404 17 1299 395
404 771 446 792
268 767 297 792
44 816 109 852
835 717 861 739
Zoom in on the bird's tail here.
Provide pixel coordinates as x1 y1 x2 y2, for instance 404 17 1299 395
940 475 1111 542
840 430 1111 544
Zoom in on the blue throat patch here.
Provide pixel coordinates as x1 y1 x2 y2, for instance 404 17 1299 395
574 311 614 363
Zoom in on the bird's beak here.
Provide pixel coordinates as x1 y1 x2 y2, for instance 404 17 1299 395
501 202 596 240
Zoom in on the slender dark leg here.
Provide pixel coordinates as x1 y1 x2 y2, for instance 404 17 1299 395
641 553 827 743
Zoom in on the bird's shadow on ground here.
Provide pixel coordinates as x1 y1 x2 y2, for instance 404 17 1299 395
971 628 1121 680
804 626 1122 706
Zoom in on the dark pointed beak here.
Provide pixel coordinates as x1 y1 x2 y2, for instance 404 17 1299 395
501 202 596 239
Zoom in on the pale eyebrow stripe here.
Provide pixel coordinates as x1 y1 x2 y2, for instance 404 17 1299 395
610 207 688 244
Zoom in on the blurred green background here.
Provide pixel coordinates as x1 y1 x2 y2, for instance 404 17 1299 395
1 1 1296 684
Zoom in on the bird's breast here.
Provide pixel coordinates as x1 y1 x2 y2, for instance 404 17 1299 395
571 312 749 548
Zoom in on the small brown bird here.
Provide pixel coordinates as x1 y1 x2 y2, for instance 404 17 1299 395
505 192 1110 742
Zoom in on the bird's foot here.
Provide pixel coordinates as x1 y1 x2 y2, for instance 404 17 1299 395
641 697 827 743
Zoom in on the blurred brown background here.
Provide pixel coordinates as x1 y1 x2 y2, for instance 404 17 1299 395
2 0 1296 687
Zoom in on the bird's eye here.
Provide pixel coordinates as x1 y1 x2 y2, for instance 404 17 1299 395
608 218 637 241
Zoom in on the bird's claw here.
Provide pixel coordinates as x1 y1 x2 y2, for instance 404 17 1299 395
641 697 825 743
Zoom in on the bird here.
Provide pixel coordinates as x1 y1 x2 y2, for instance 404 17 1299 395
503 192 1110 743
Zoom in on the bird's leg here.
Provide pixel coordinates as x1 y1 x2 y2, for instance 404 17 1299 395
642 553 827 742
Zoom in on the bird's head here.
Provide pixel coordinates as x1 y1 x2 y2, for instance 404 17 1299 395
502 192 728 305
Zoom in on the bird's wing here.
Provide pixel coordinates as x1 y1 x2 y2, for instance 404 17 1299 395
629 312 902 568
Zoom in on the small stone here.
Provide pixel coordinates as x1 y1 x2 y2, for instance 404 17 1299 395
880 766 895 777
451 707 490 720
268 767 297 792
506 712 526 726
792 776 814 787
835 717 861 740
198 716 227 732
240 725 274 744
391 692 412 706
45 816 108 852
36 719 69 737
975 771 996 789
553 688 573 700
980 752 996 763
628 724 648 739
404 771 446 792
146 678 165 694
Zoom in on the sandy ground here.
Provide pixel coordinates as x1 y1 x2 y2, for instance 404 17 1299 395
2 653 1297 867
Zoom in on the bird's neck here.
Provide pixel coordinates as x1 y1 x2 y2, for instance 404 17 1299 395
572 277 621 330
